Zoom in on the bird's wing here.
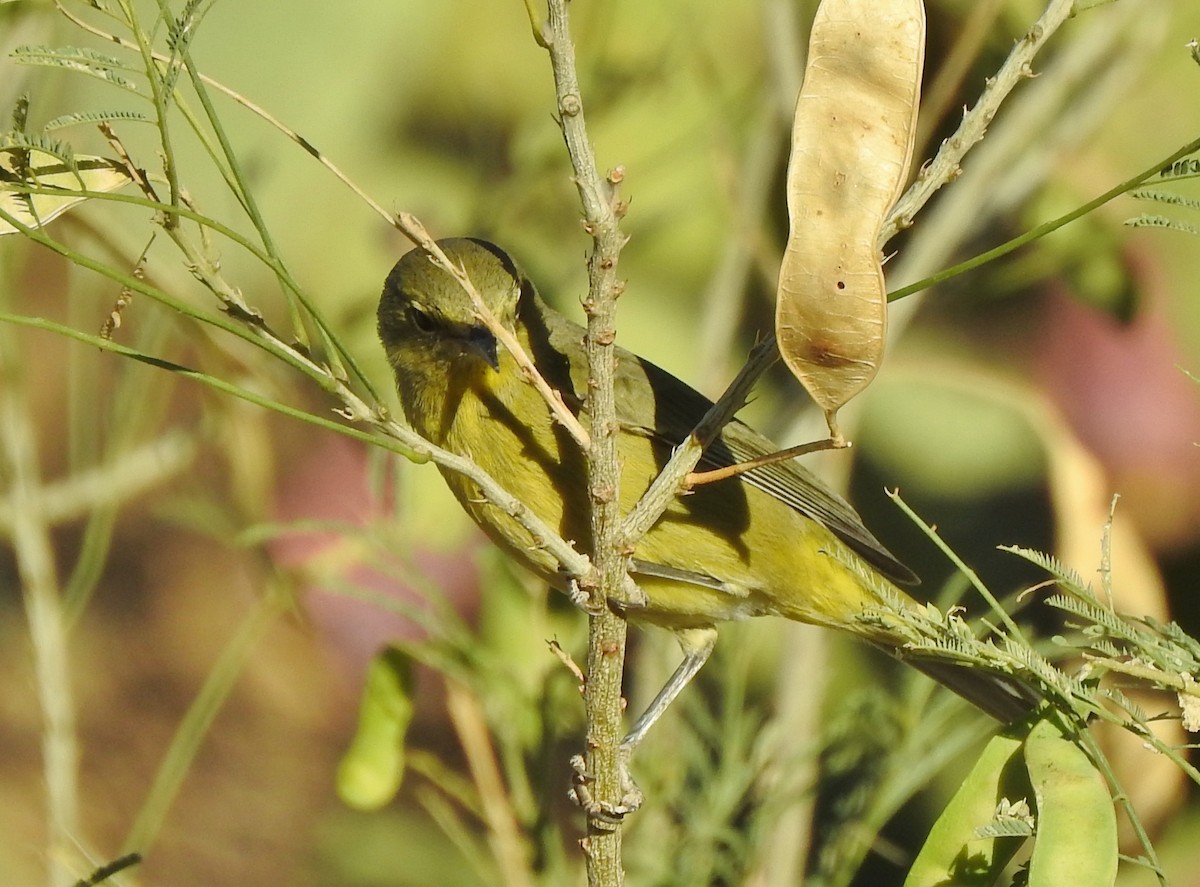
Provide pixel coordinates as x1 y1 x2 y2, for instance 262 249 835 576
629 558 746 594
627 358 917 585
533 297 915 585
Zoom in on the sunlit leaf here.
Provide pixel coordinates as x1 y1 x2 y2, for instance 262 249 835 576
11 45 140 91
0 147 132 235
44 109 151 132
1025 717 1118 887
1125 213 1200 236
904 729 1028 887
1158 156 1200 180
775 0 925 433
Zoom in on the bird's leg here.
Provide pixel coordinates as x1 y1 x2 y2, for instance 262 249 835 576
620 626 717 751
614 628 716 812
568 627 717 821
560 570 647 614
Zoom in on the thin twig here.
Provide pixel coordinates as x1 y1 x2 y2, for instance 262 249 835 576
889 0 1166 294
879 0 1078 247
687 437 845 487
620 335 777 544
911 0 1005 161
886 490 1028 642
549 639 587 688
0 431 195 531
446 680 534 887
1 309 597 593
886 133 1200 303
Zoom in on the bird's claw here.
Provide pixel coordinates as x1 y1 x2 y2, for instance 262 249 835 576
564 578 599 614
560 571 648 616
567 753 644 822
619 576 648 609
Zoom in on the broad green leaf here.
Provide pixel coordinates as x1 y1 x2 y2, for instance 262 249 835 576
1025 716 1118 887
336 646 417 811
904 729 1028 887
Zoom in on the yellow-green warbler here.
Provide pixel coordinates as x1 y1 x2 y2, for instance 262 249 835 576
378 237 1032 752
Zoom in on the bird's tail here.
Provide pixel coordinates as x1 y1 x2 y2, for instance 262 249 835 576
898 654 1040 723
825 554 1042 721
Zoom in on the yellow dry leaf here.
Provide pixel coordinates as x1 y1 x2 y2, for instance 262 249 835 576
776 0 925 433
0 147 131 235
1041 406 1182 843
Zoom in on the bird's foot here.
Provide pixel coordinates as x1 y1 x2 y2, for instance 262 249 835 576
560 570 647 615
613 575 648 611
563 581 590 611
568 752 644 822
563 577 607 615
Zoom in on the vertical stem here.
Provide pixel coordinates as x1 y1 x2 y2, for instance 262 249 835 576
0 324 79 887
538 2 630 884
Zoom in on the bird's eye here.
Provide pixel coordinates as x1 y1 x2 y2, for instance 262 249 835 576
409 306 436 333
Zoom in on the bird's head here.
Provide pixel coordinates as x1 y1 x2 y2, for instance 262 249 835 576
378 237 526 374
